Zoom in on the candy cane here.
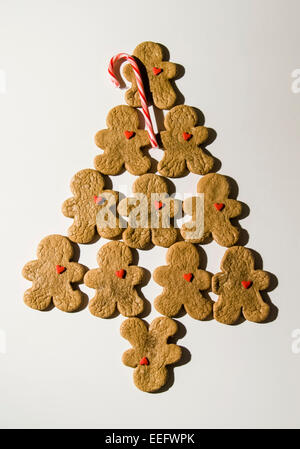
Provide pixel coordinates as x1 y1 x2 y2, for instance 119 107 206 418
108 52 158 148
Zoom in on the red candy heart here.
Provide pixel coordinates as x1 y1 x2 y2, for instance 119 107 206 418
152 67 162 76
214 203 225 211
140 357 149 366
56 265 66 274
182 132 192 141
241 280 252 289
115 269 126 279
124 130 135 140
94 195 104 205
154 200 163 210
183 273 193 282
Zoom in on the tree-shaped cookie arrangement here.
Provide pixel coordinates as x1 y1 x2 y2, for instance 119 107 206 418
22 40 275 394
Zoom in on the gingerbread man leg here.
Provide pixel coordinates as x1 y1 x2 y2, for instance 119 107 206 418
24 286 52 311
94 152 123 175
185 293 213 320
152 227 178 247
89 291 117 318
211 221 240 247
124 149 151 176
52 287 82 313
158 154 186 178
186 151 213 175
213 296 242 325
68 220 96 244
122 227 151 249
154 291 183 317
242 293 270 323
117 291 144 317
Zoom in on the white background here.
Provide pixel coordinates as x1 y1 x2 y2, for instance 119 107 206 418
0 0 299 429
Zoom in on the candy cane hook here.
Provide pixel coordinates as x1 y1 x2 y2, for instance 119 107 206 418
108 52 158 148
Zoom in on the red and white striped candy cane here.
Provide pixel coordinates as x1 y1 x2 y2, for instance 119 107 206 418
108 52 158 148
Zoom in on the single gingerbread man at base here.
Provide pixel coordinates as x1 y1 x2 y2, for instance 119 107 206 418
154 242 212 320
158 105 214 177
118 174 180 249
181 173 243 247
62 168 123 244
121 317 182 392
84 241 145 318
123 41 177 110
212 246 270 324
94 105 151 176
22 234 85 312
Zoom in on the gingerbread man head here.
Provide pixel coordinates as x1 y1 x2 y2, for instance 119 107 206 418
181 173 242 246
22 234 85 312
154 242 212 320
212 246 270 324
118 174 180 249
84 241 145 318
158 105 213 177
121 317 182 392
62 168 123 244
94 105 151 176
123 41 177 110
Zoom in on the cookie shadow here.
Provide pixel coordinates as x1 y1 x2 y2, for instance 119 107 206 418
151 319 191 394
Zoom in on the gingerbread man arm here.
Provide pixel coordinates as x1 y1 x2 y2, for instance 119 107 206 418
62 198 76 218
120 318 148 347
194 269 211 290
193 126 209 145
84 268 105 289
212 272 228 294
22 260 39 281
153 266 171 287
161 61 177 79
165 344 182 365
149 316 178 342
135 130 151 148
224 199 242 218
67 262 86 283
252 270 270 290
94 129 112 149
126 266 144 286
122 348 139 368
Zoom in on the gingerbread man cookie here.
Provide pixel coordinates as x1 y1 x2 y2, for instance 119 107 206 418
94 105 151 176
158 105 214 177
123 41 177 110
154 242 212 320
181 173 242 246
62 168 123 244
118 174 180 249
22 234 85 312
212 246 270 324
121 317 182 392
84 241 145 318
